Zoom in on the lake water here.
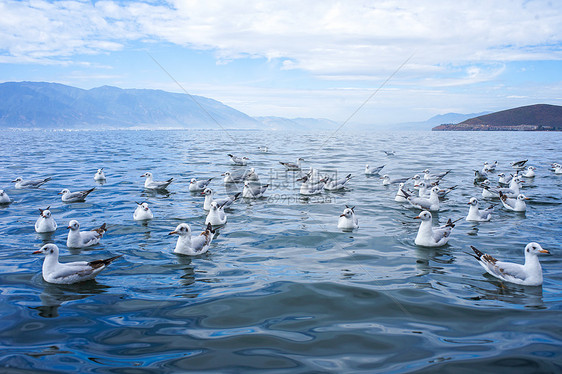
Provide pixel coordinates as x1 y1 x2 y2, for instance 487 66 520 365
0 129 561 373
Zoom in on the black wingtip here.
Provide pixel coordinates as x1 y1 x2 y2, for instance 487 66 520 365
470 245 484 260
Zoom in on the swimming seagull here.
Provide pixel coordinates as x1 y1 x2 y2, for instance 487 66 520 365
222 170 249 184
59 188 95 203
297 174 326 195
422 169 451 183
228 154 249 166
414 211 458 247
497 175 523 196
380 175 410 186
169 223 215 256
324 174 352 191
402 186 441 211
511 159 528 170
94 168 106 181
483 161 498 172
242 181 269 198
554 164 562 174
382 150 395 156
33 243 122 284
141 172 173 190
66 220 107 248
365 164 385 176
201 188 241 211
394 183 410 202
258 146 268 152
0 189 11 204
205 201 227 226
279 158 304 171
189 177 213 192
521 166 536 178
337 206 358 231
499 192 529 212
470 242 550 286
244 168 260 182
474 170 489 182
12 176 52 189
133 202 153 221
466 197 494 222
35 206 57 233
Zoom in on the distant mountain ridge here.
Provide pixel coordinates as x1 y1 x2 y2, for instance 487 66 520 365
433 104 562 131
0 81 260 129
391 111 491 131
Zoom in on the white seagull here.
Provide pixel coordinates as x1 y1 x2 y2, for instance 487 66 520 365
12 176 51 189
279 157 304 171
555 165 562 174
337 206 358 231
403 186 441 212
470 242 550 286
242 181 269 198
298 174 326 195
141 172 173 190
498 173 513 186
394 183 409 202
133 202 154 221
380 175 410 186
0 189 11 204
34 243 121 284
521 166 536 178
222 170 249 184
59 187 95 203
94 168 106 181
205 201 227 226
169 223 215 256
414 211 457 247
189 177 213 192
474 170 489 182
324 174 352 191
244 168 260 182
466 197 494 222
483 161 498 172
66 220 107 248
228 154 249 166
365 164 385 176
35 207 57 233
499 192 529 212
201 188 240 211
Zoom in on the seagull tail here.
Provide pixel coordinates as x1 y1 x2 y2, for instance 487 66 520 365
470 245 484 260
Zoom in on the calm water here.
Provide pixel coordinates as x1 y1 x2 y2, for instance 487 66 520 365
0 129 561 373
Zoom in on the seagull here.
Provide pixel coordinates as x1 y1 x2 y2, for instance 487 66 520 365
483 161 498 172
414 211 457 247
499 192 529 212
521 166 536 178
365 164 385 176
189 177 213 192
394 183 410 202
466 197 494 222
141 172 173 190
497 173 513 186
298 174 326 195
66 220 107 248
422 169 451 183
479 180 499 199
33 243 121 284
169 223 215 256
12 176 52 189
497 175 523 196
133 202 153 221
59 187 95 203
279 157 304 171
555 165 562 174
380 175 410 186
94 168 106 181
205 201 227 226
337 206 358 231
511 159 528 170
470 242 550 286
258 146 268 152
244 168 260 182
35 207 57 233
242 181 269 198
382 150 395 156
324 174 352 191
411 174 423 187
222 170 249 184
228 154 249 166
403 186 441 211
474 170 489 182
0 189 11 204
201 188 241 211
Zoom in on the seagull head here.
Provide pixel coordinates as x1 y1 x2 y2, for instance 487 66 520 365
33 243 59 256
67 220 80 230
340 207 354 218
58 188 70 195
517 194 529 201
525 242 550 256
468 197 478 206
202 188 212 196
169 223 191 237
414 210 432 221
141 172 152 178
12 177 22 183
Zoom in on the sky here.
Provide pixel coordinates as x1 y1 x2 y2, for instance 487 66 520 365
1 0 562 126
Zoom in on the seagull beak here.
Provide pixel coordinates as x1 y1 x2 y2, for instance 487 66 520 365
67 226 71 229
339 214 345 217
524 197 530 200
414 216 420 219
467 202 471 205
57 192 62 194
539 249 550 254
32 250 41 254
168 231 177 235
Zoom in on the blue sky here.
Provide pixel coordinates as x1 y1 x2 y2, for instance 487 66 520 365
1 0 562 126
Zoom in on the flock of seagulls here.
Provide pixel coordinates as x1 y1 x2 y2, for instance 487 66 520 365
1 149 559 288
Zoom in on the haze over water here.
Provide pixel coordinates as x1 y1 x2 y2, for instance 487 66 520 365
0 129 561 372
